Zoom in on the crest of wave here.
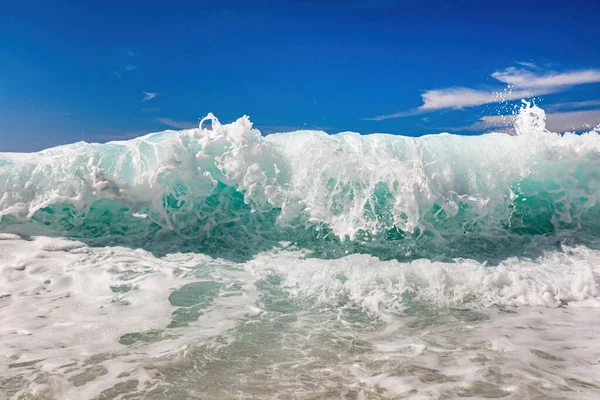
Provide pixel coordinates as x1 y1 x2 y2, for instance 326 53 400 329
0 102 599 249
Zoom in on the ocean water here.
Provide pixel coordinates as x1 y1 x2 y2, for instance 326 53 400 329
1 103 600 399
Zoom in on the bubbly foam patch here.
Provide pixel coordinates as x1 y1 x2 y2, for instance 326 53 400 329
2 234 600 398
0 235 261 399
245 237 600 311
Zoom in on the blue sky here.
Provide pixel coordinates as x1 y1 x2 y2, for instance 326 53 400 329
1 0 600 151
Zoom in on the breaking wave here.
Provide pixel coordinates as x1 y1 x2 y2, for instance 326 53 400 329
1 103 600 260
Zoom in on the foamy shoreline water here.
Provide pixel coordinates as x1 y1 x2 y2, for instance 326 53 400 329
1 234 600 399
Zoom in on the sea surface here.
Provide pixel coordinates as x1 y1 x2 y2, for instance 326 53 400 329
1 104 600 399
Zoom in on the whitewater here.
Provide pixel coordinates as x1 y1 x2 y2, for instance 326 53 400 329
1 103 600 399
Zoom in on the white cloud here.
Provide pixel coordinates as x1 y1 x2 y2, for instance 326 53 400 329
419 87 534 111
459 109 600 133
369 66 600 120
256 124 333 134
546 99 600 112
156 117 196 129
141 92 157 102
365 108 422 121
369 86 533 121
114 57 137 78
544 109 600 132
452 115 514 132
516 61 537 69
95 131 145 141
492 67 600 90
127 51 135 56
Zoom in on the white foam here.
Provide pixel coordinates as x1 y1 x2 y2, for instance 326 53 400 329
0 235 260 399
244 242 600 311
351 307 600 399
2 235 600 398
0 233 21 240
33 236 86 252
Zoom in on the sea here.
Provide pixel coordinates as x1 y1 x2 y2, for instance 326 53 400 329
1 103 599 399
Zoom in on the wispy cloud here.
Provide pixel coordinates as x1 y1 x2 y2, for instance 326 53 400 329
458 109 600 133
516 61 537 69
546 99 600 112
543 109 600 132
368 65 600 120
256 124 334 135
156 117 196 129
418 87 533 111
366 87 532 121
141 92 157 102
366 109 422 120
113 51 137 78
452 115 515 132
93 130 146 141
114 64 136 78
492 67 600 89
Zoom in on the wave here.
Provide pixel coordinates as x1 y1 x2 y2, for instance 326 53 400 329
1 103 600 260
